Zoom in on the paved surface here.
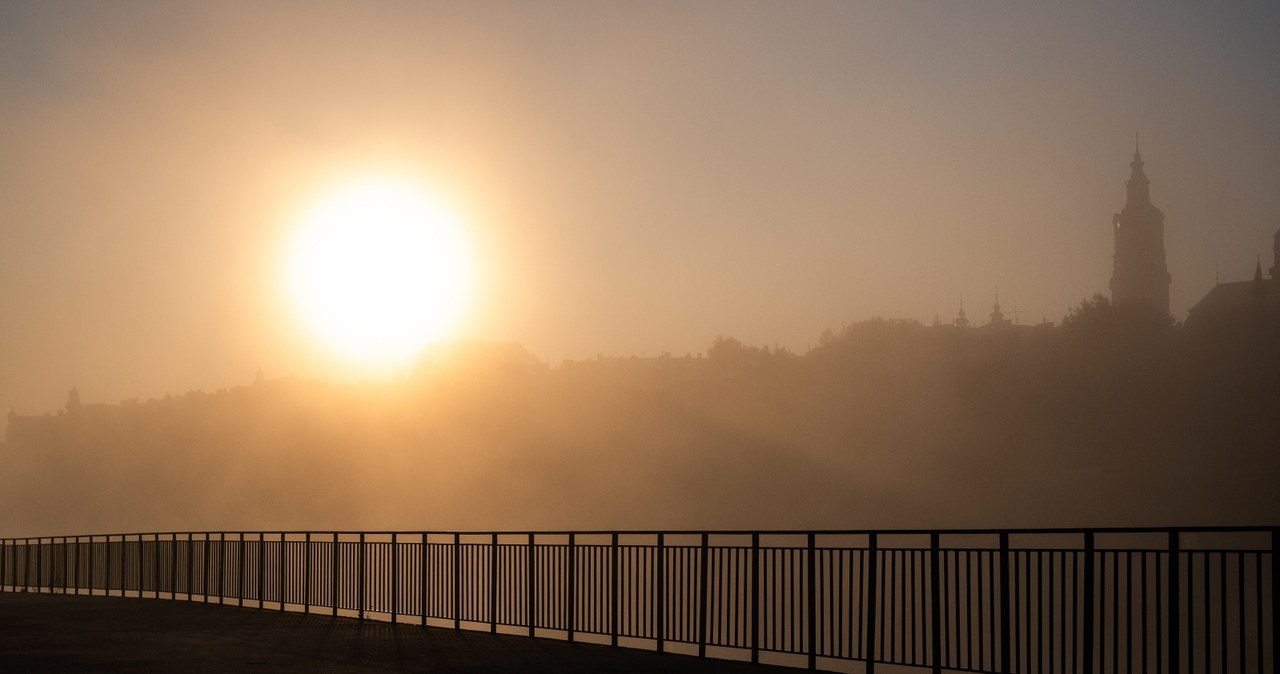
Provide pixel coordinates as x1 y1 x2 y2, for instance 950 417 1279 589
0 591 799 673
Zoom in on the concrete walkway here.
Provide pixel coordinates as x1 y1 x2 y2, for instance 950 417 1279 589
0 592 800 673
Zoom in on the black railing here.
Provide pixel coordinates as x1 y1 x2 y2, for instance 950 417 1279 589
2 527 1275 673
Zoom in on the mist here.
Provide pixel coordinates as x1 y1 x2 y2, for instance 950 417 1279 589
4 302 1276 538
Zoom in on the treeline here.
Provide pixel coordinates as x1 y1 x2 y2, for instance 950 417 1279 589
2 296 1277 537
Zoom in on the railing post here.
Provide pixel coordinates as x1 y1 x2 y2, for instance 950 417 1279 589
169 535 177 601
752 533 760 664
808 532 817 670
237 533 245 606
357 532 365 620
999 532 1011 673
527 532 536 638
187 533 194 601
217 532 225 606
567 533 577 642
106 535 114 597
865 532 878 674
137 534 143 598
279 532 288 612
256 533 266 609
303 532 311 613
697 532 708 657
1271 528 1278 674
489 534 498 633
611 532 620 648
390 533 398 623
658 532 666 654
152 534 159 598
1167 530 1180 674
332 533 339 617
420 532 429 626
931 533 942 674
70 536 78 595
1083 531 1096 674
453 533 461 630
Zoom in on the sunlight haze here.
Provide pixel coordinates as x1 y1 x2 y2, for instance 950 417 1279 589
1 0 1278 415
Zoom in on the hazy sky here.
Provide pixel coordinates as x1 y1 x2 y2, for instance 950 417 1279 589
3 1 1279 417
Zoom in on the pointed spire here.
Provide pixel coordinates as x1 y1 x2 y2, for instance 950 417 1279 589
1124 138 1151 206
1252 256 1266 305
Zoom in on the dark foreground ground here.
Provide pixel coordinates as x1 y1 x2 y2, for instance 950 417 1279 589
0 591 798 673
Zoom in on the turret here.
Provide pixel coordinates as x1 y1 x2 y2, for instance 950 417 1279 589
1109 140 1171 315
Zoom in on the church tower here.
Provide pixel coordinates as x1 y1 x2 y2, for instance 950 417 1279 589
1109 143 1171 315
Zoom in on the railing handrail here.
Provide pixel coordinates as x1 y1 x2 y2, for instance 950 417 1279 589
4 524 1278 541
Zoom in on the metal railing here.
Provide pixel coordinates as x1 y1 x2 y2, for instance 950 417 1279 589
2 527 1275 673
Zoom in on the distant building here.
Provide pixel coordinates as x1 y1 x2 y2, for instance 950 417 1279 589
1186 229 1280 331
1110 145 1171 315
987 292 1012 330
953 299 969 328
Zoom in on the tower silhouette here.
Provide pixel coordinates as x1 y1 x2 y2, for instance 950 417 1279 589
1109 141 1171 315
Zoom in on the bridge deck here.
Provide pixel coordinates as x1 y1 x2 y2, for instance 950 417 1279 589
0 592 797 673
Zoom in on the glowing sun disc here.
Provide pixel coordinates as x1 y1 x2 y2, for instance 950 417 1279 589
286 178 473 367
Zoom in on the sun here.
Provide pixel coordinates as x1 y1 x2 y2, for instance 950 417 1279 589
285 177 474 369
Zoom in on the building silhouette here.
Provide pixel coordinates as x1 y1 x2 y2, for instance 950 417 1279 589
1109 144 1171 315
1186 229 1280 331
